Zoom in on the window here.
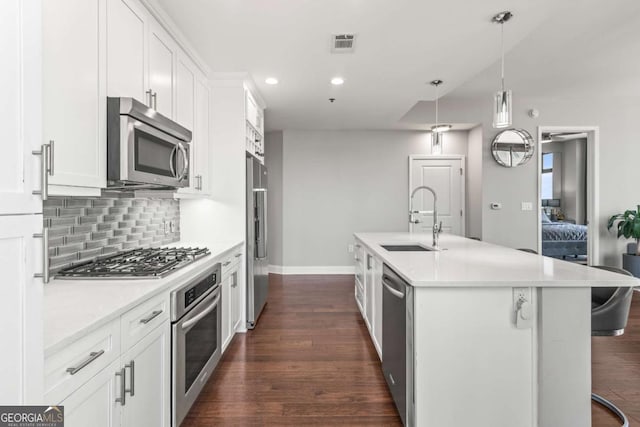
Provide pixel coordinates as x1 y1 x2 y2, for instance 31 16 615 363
541 153 553 200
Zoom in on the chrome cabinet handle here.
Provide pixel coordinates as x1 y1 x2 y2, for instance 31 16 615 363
48 140 54 176
366 254 372 270
151 91 157 110
125 360 135 397
33 228 50 283
32 142 51 200
181 294 220 332
223 261 231 267
66 349 105 375
146 89 153 107
176 142 189 182
234 253 242 258
355 244 361 248
115 367 126 406
231 272 238 288
139 309 163 324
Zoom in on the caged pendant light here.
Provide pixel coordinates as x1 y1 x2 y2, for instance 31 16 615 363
430 79 450 154
492 11 513 129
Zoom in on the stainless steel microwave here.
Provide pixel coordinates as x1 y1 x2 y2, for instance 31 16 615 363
107 97 192 189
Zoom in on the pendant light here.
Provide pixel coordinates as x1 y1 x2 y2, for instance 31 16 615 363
492 11 513 129
430 79 450 155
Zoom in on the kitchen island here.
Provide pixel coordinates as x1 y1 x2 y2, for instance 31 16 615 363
353 232 638 427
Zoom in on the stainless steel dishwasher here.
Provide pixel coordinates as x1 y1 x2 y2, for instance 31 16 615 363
382 264 414 426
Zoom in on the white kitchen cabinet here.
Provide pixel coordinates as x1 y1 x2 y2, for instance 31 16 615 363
194 77 211 195
121 323 170 427
221 254 242 351
43 0 106 195
245 90 265 163
106 0 148 102
0 0 42 214
354 240 382 360
177 65 210 196
0 215 44 403
231 253 244 332
60 359 121 427
148 21 176 118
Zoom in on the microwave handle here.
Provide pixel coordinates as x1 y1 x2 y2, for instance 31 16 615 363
176 142 189 182
169 145 178 178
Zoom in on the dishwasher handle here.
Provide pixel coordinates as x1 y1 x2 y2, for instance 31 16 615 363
383 277 405 299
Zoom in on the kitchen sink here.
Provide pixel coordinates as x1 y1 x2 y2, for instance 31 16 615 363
381 244 435 252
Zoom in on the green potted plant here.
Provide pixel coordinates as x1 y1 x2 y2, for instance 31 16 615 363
607 205 640 277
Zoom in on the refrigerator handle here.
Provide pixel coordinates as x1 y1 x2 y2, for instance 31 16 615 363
254 189 268 260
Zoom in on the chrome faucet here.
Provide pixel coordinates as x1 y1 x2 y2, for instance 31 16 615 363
409 185 442 248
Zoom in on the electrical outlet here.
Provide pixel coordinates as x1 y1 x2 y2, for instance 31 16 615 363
169 220 176 233
348 244 354 253
513 287 533 329
521 202 533 211
162 220 168 236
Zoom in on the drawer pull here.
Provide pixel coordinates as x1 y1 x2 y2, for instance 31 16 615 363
66 349 105 375
223 261 231 267
139 310 163 324
234 253 242 258
125 360 135 397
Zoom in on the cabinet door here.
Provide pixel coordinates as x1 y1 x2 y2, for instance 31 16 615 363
106 0 147 102
221 272 232 351
231 268 241 332
0 215 43 403
0 0 42 214
364 252 374 331
194 77 211 194
60 359 121 427
43 0 106 191
148 21 176 118
175 56 197 194
121 323 170 427
373 256 383 359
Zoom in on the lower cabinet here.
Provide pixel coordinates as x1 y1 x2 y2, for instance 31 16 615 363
354 240 383 360
120 323 170 427
49 294 170 427
61 359 121 427
221 252 243 351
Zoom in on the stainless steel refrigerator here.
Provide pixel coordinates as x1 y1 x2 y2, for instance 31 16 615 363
246 156 268 329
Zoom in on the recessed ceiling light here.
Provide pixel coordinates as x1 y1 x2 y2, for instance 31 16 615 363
331 77 344 85
265 77 278 85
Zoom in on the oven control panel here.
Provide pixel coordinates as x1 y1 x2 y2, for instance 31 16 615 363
184 269 219 309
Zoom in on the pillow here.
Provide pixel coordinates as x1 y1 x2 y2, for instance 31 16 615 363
541 211 552 223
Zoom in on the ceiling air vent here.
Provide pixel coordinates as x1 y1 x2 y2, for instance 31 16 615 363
331 34 356 53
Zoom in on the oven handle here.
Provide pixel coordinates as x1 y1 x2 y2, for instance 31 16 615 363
181 293 220 332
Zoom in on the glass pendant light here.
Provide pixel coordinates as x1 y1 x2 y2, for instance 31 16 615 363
492 11 513 129
430 79 450 155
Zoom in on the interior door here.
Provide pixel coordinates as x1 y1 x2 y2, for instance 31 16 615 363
410 157 464 236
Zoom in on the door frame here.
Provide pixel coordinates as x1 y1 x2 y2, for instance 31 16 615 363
536 126 600 265
408 155 466 236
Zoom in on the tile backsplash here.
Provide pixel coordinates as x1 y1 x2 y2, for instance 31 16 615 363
44 197 180 274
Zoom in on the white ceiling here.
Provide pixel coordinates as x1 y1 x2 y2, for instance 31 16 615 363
157 0 640 131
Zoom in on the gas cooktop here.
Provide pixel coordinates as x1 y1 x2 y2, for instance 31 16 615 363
56 247 210 279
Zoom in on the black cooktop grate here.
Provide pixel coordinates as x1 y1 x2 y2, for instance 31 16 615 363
56 247 210 279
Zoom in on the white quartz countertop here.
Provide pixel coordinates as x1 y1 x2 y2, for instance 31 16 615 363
354 232 640 288
44 240 243 356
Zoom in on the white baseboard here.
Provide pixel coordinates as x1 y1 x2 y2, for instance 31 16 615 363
268 265 355 275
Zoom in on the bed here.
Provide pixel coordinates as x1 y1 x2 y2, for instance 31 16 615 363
541 212 588 258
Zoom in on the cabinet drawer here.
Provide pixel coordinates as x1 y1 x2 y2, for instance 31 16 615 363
45 319 120 404
121 293 169 351
221 252 242 277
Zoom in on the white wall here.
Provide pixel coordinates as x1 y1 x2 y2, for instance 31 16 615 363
265 131 283 266
268 129 477 269
467 125 483 240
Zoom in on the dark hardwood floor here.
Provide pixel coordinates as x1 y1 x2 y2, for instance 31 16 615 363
182 275 640 426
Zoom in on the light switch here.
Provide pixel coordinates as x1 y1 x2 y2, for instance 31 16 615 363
521 202 533 211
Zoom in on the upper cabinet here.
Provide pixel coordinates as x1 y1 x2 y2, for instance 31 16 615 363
148 22 176 118
245 90 265 164
0 0 42 214
41 0 211 197
106 0 147 102
43 0 106 196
